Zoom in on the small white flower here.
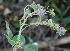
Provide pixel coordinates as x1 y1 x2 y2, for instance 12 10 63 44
48 19 53 24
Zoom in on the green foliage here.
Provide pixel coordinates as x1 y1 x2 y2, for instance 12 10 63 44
44 3 51 7
12 35 25 45
24 48 35 51
5 35 15 46
25 37 30 44
28 45 38 51
24 45 38 51
59 4 65 14
14 23 20 28
12 35 18 42
52 17 59 23
5 21 25 49
63 16 70 23
20 35 25 43
6 21 13 39
5 21 15 46
51 2 61 15
54 0 59 4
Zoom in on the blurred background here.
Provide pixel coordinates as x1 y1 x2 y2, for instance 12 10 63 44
0 0 70 51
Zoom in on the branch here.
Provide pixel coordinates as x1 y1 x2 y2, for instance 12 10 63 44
56 36 70 46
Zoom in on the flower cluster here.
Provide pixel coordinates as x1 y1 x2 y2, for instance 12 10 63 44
49 9 55 17
33 3 46 16
33 2 55 17
33 3 41 10
37 9 46 16
56 26 66 36
43 19 67 36
34 4 40 7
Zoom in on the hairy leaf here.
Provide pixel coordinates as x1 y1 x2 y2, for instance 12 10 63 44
6 21 13 39
5 35 15 46
20 35 25 43
12 35 25 44
28 45 38 51
12 35 18 42
24 48 35 51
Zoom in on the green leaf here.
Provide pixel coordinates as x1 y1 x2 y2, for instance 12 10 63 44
12 35 18 42
28 45 38 51
63 16 70 23
6 21 13 39
44 3 51 7
24 48 35 51
25 37 30 44
5 35 15 46
59 4 65 14
51 2 61 15
54 0 59 3
52 17 59 23
20 35 25 43
30 36 37 42
12 35 25 44
14 23 20 28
